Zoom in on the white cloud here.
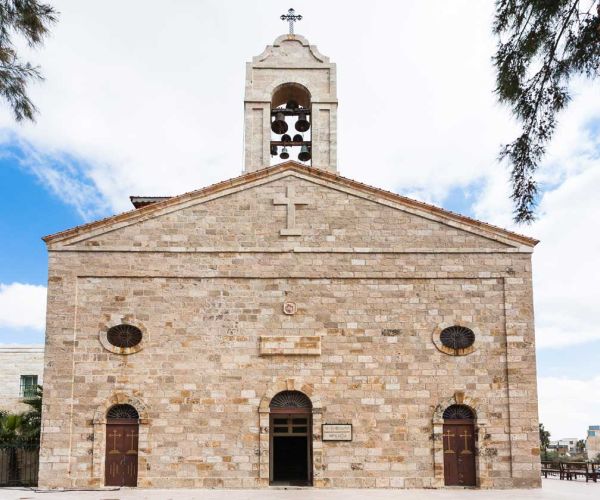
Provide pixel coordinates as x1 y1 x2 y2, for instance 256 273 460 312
538 376 600 440
0 0 518 214
532 163 600 349
0 283 47 331
470 79 600 350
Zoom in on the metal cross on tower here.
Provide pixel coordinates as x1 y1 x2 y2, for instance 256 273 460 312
281 8 302 35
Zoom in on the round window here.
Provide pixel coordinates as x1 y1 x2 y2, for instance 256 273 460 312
106 324 143 348
440 326 475 351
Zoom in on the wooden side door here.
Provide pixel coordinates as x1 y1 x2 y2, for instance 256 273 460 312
105 420 138 487
443 422 476 486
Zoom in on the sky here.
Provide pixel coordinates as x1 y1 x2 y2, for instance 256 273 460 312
0 0 599 441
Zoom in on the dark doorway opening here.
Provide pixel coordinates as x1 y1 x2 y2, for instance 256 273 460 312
269 391 312 486
442 404 476 487
105 404 139 487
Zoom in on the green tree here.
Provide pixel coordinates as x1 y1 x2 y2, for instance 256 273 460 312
539 422 551 458
0 385 42 443
20 384 42 440
0 411 23 442
0 0 57 121
576 439 586 454
493 1 600 223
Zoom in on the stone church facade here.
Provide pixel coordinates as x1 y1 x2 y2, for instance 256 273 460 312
38 33 541 489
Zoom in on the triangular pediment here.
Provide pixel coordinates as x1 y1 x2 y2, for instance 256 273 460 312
44 163 537 252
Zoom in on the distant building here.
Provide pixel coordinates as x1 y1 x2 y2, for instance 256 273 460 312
0 345 44 413
586 426 600 459
547 438 579 456
558 438 579 454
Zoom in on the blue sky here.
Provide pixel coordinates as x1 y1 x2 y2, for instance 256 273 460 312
1 0 599 441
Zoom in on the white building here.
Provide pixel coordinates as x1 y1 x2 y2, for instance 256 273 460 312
586 426 600 459
0 345 44 413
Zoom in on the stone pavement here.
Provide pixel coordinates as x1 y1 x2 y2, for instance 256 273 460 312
0 479 598 500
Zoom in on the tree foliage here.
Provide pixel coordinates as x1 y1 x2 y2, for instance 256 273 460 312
539 422 551 451
0 0 57 121
0 385 42 443
493 0 600 223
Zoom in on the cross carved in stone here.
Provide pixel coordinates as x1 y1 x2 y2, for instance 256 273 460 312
273 185 309 236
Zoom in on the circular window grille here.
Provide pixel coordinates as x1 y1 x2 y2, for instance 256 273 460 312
440 326 475 351
106 324 142 348
107 404 139 419
443 404 475 420
270 390 312 409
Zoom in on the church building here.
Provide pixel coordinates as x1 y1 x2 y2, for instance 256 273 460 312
38 20 541 489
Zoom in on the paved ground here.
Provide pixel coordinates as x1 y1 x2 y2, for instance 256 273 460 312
0 479 598 500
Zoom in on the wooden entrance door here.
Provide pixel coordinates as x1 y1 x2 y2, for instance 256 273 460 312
105 419 138 486
443 421 476 486
270 412 312 485
269 390 313 486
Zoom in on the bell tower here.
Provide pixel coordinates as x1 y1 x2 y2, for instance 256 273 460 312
243 9 338 173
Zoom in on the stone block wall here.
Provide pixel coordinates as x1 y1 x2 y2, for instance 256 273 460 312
38 171 541 489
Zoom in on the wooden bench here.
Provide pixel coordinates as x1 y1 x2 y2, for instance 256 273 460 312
541 461 562 479
562 461 588 481
588 462 598 483
540 461 600 482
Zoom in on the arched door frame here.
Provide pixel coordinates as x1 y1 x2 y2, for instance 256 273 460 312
258 379 323 487
269 391 312 485
432 392 488 488
105 405 139 486
91 394 149 487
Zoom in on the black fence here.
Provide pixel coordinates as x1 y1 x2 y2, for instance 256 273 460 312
0 440 39 487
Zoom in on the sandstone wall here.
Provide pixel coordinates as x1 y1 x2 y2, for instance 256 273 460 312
39 173 540 489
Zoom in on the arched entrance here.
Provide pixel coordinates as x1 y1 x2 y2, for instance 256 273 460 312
105 404 139 487
269 390 312 486
443 404 476 486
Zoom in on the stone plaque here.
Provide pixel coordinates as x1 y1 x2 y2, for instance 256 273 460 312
259 335 321 356
322 424 352 442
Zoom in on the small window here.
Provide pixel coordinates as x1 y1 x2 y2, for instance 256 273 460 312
270 390 312 409
107 404 139 420
106 324 143 348
443 404 475 420
20 375 38 398
440 326 475 351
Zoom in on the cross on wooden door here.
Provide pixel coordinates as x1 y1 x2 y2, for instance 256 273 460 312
443 430 455 453
108 430 121 454
460 430 472 454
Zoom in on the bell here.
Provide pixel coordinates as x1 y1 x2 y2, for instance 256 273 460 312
298 145 311 162
286 100 299 110
295 111 310 132
281 134 292 143
280 147 290 160
270 145 278 156
293 134 303 142
271 112 288 134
